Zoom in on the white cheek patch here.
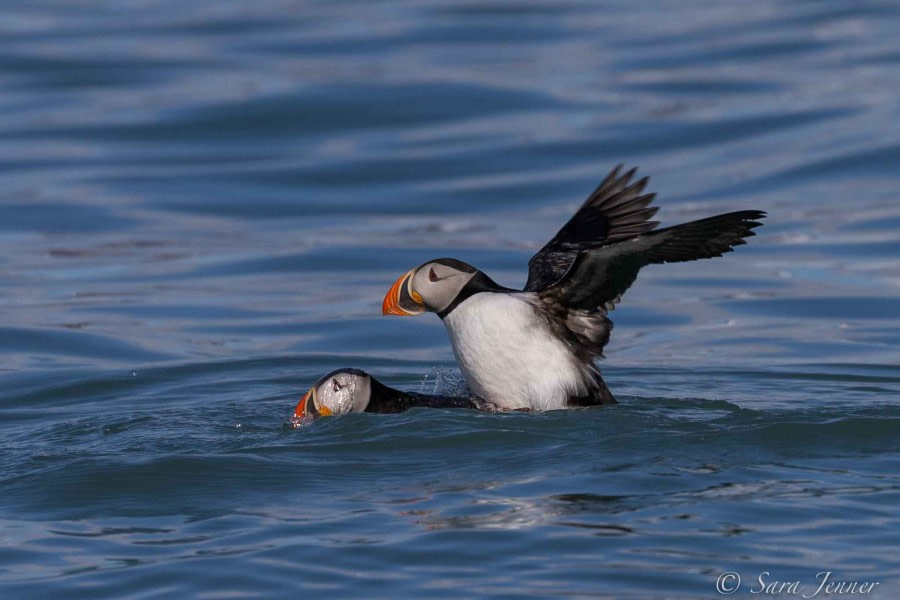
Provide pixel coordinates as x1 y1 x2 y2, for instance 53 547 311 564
351 377 371 413
332 389 351 415
318 385 350 415
419 270 476 314
313 374 374 416
335 386 358 415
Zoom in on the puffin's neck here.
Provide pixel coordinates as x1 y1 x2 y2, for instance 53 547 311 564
437 270 515 319
366 376 484 413
365 376 419 413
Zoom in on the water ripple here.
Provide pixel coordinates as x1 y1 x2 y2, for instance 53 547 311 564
2 0 900 597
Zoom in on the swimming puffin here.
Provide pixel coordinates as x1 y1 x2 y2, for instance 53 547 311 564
382 165 765 411
292 368 489 422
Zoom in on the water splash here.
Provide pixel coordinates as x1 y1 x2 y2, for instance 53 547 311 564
418 366 471 397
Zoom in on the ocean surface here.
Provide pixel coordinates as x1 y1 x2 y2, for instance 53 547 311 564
1 1 899 597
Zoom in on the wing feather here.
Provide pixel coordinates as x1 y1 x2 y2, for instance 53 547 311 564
540 210 766 313
523 165 765 361
525 165 658 292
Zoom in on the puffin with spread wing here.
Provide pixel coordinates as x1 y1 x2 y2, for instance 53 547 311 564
382 165 765 410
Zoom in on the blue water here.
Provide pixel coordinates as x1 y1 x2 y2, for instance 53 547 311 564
2 1 899 597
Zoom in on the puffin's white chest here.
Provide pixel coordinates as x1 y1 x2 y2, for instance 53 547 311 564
442 293 585 410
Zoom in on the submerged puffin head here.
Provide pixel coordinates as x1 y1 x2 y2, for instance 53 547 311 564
292 368 372 421
382 258 480 317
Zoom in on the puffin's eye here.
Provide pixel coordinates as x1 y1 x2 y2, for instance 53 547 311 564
332 379 343 392
429 267 439 282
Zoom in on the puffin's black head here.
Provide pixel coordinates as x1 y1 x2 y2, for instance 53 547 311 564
292 368 372 422
382 258 480 317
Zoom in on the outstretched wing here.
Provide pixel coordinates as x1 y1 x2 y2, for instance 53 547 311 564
523 166 765 360
524 165 658 293
538 210 766 313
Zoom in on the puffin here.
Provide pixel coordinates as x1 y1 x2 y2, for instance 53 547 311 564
381 165 765 410
291 368 490 422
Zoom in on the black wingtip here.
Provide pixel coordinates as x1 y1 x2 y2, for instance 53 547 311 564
618 166 639 188
587 164 624 202
641 209 767 265
738 209 767 221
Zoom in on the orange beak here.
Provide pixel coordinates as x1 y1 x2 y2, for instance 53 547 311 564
292 388 313 420
292 387 332 421
382 269 424 316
